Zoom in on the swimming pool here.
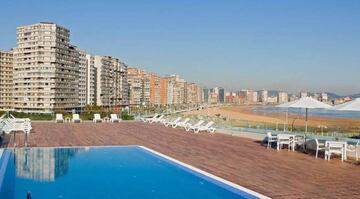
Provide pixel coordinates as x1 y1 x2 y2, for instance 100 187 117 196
0 146 267 199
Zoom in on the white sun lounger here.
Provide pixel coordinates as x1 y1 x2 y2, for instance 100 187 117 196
55 114 64 123
185 120 205 132
141 114 159 123
193 121 216 133
164 117 182 127
172 118 190 129
110 114 120 123
93 114 103 123
149 115 164 124
72 114 82 123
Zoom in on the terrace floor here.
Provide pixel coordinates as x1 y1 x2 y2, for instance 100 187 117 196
2 121 360 199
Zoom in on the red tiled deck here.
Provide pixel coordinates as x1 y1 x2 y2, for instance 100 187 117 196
2 121 360 198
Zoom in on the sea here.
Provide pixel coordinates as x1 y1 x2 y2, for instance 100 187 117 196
253 106 360 119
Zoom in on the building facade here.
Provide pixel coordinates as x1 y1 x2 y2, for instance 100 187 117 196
113 58 129 107
148 73 161 106
278 92 289 103
0 50 14 110
85 54 96 105
259 90 268 104
77 48 87 108
13 22 79 113
127 67 150 106
94 56 114 106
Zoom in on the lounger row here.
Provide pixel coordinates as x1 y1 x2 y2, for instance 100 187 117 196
141 114 216 133
55 114 121 123
0 117 32 134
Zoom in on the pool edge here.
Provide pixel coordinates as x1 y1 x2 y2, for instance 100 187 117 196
138 146 270 199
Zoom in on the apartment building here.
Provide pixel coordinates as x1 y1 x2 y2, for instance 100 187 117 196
163 75 186 105
1 22 132 112
239 90 258 104
77 48 87 108
159 77 169 106
174 80 186 105
127 67 150 106
217 87 225 103
186 83 202 105
142 77 151 105
202 88 209 104
13 22 79 113
147 73 161 106
278 91 289 103
0 50 14 110
259 90 268 104
85 54 96 105
94 56 114 106
113 58 129 106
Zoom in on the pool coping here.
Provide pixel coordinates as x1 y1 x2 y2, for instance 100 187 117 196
139 146 270 199
0 145 270 199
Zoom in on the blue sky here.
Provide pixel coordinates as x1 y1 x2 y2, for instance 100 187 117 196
1 0 359 95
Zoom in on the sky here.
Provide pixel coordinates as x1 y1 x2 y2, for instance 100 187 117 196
0 0 359 95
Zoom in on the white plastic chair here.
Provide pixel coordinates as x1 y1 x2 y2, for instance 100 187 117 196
325 141 346 162
266 132 277 149
93 114 103 123
315 139 327 159
276 134 293 151
55 114 64 123
347 140 359 161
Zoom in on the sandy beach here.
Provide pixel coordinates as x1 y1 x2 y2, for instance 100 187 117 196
184 105 360 133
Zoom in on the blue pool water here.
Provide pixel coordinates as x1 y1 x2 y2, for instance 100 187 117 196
0 146 259 199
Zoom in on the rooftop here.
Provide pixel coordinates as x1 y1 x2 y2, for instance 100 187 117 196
2 121 360 198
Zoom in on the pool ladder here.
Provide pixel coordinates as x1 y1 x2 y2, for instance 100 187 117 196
27 192 32 199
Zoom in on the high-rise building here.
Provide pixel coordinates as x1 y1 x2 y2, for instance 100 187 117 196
148 73 161 106
13 22 79 113
112 58 129 107
239 90 258 104
186 83 202 104
165 76 175 105
94 56 114 106
159 77 169 106
77 48 87 108
259 90 268 104
127 67 150 106
278 92 289 103
202 88 209 104
85 54 96 105
0 50 14 110
217 87 225 103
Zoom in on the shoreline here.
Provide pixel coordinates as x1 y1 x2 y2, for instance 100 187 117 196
183 105 360 132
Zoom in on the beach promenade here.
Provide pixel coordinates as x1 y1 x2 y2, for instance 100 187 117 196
1 121 360 198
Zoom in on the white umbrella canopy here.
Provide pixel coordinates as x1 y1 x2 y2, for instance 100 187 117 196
333 98 360 111
277 97 332 133
277 97 332 109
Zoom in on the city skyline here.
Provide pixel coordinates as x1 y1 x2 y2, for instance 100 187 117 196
1 0 360 95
